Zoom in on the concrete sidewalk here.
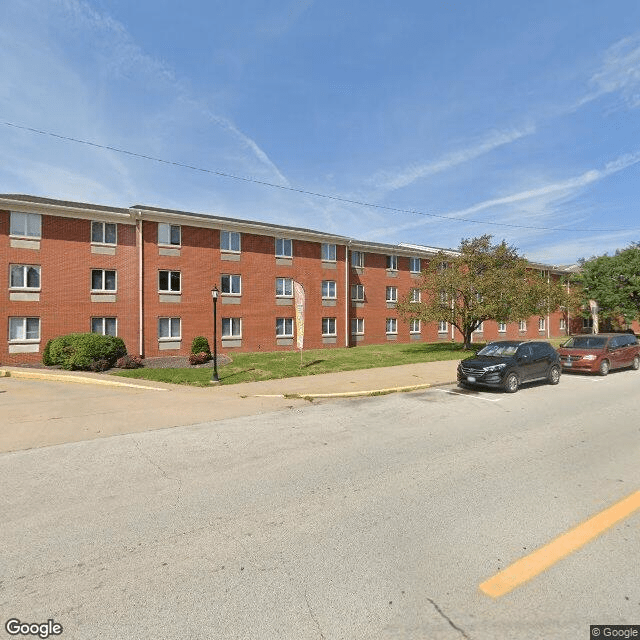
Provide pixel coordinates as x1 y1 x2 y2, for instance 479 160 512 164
0 359 460 452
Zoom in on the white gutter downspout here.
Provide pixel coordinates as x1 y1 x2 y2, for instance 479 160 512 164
345 242 350 347
136 214 144 357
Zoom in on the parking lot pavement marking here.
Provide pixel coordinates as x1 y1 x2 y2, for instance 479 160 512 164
435 389 501 402
479 490 640 598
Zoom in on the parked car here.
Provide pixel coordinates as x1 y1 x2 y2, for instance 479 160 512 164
557 333 640 375
457 340 561 393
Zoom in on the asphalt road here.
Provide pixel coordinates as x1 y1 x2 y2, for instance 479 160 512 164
1 370 639 639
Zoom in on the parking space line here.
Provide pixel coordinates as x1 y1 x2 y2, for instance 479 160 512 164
479 490 640 598
435 389 501 402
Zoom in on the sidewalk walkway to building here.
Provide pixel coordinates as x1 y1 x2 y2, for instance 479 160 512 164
0 360 459 453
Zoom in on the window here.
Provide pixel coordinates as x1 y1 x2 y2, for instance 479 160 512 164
322 280 337 299
222 317 242 338
158 317 181 339
276 277 293 297
559 318 567 330
386 318 398 334
439 290 448 304
474 322 484 333
351 318 364 334
411 288 421 303
158 223 181 246
10 212 41 238
321 243 336 261
91 269 116 291
275 238 292 257
276 317 294 337
220 231 241 252
519 320 527 332
410 319 421 334
91 221 116 245
438 261 448 272
386 286 397 303
158 270 181 293
386 255 398 270
351 251 364 268
538 317 546 331
9 317 40 342
221 274 241 295
438 320 448 333
92 317 117 336
322 317 337 336
583 317 594 331
409 257 421 273
351 284 365 301
498 322 507 333
10 265 40 290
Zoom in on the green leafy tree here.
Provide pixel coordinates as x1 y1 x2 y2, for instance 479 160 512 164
397 235 571 349
575 243 640 329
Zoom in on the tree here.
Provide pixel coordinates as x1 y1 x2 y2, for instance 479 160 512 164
574 243 640 329
397 235 571 349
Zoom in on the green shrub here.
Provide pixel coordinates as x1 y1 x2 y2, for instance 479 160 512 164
191 336 211 355
42 339 54 366
46 333 127 371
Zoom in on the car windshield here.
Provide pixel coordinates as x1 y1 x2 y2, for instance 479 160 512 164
477 343 518 357
562 337 606 349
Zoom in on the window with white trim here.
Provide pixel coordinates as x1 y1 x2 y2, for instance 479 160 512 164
221 274 241 295
158 223 181 246
409 257 421 273
91 317 117 336
276 277 293 297
411 288 421 303
410 319 421 334
519 320 527 332
351 251 364 268
386 255 398 270
498 322 507 333
91 221 117 245
351 318 364 334
351 284 365 301
583 317 594 331
158 270 181 293
322 280 337 299
386 286 397 303
439 290 448 304
386 318 398 334
474 322 484 333
91 269 116 292
10 212 41 238
322 317 337 336
220 230 241 252
222 317 242 338
158 317 181 339
321 243 336 261
10 265 40 290
9 317 40 342
276 317 294 337
559 318 567 330
538 317 546 331
275 238 293 257
438 320 448 333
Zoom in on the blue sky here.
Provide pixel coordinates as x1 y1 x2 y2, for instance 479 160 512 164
2 0 640 264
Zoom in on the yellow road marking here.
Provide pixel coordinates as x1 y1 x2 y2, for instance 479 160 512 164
480 490 640 598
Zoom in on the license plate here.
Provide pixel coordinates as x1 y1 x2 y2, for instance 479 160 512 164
564 361 572 367
467 376 476 383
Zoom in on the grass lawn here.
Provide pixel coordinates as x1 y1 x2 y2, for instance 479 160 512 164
113 341 470 386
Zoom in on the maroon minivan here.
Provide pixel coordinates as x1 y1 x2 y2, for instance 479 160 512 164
557 333 640 375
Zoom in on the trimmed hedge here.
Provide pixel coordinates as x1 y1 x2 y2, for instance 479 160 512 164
191 336 211 355
44 333 127 371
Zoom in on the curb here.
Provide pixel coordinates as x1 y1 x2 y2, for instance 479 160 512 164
254 382 436 399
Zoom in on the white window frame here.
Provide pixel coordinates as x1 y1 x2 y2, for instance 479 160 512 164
583 317 594 331
322 317 337 336
9 317 40 342
276 277 293 298
322 280 337 299
10 212 41 239
222 317 242 338
409 257 421 273
91 317 117 336
158 317 181 340
321 243 336 261
538 317 546 331
351 284 365 301
410 319 421 334
498 322 507 333
10 264 41 290
519 320 527 332
386 318 398 335
91 221 117 245
351 318 364 335
411 288 421 303
221 274 242 295
559 318 567 330
220 230 241 253
438 320 448 333
158 270 181 293
386 286 398 303
276 317 294 337
351 251 364 268
275 238 293 258
158 223 181 246
91 269 117 292
474 322 484 333
386 255 398 270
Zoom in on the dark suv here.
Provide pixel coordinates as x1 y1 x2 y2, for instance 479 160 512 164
457 340 561 393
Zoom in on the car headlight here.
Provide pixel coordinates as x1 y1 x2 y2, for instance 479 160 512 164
485 363 507 372
582 355 597 361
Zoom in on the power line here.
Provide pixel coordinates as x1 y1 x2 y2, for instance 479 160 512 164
2 120 633 234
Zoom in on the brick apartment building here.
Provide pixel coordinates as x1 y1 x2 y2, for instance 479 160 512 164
1 194 580 365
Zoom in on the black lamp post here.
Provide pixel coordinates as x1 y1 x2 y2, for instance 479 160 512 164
211 285 219 382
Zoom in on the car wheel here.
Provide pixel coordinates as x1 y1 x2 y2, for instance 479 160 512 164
548 365 561 385
599 359 610 376
632 355 640 371
504 372 519 393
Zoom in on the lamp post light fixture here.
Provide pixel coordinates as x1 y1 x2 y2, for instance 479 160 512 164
211 285 219 382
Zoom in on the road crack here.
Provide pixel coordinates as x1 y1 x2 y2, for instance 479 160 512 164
304 588 326 639
427 598 471 639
